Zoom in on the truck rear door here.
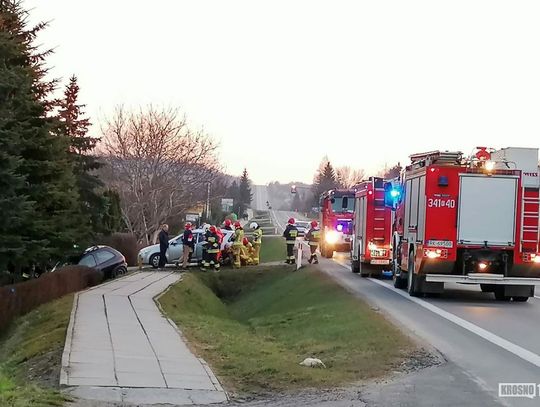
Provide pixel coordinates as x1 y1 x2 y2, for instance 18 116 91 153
457 174 518 246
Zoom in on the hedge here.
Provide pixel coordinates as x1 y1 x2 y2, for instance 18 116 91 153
0 265 102 334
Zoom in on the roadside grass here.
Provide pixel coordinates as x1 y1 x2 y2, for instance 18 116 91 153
260 236 286 263
160 267 411 394
0 295 73 407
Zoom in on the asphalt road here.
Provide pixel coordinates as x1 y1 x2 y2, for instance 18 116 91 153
252 185 270 211
267 206 540 407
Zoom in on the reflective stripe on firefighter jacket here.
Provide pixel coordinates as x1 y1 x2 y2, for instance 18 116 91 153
253 228 263 244
233 228 244 246
205 233 220 254
283 224 298 244
306 227 320 246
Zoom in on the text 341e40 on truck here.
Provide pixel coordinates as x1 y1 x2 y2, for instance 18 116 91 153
350 177 394 277
319 189 356 258
387 147 540 302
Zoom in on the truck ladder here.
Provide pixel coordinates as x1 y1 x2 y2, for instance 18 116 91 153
521 187 540 253
409 150 463 167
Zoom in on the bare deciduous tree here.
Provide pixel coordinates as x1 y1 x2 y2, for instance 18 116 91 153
100 106 220 244
336 166 365 188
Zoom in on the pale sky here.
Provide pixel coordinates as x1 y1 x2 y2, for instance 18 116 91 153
26 0 540 184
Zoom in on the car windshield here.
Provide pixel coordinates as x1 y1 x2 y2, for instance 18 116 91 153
331 196 355 213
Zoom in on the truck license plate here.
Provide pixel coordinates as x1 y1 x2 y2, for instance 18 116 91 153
371 259 390 265
426 240 453 248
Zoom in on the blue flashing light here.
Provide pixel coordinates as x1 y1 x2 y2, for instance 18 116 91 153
390 189 400 198
336 224 344 232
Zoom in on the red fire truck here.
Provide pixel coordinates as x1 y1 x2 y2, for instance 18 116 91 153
350 177 393 277
388 148 540 301
319 189 356 258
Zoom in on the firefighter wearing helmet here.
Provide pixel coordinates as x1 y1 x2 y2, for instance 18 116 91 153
305 220 320 264
232 221 244 268
201 226 221 271
282 218 298 264
250 222 263 265
241 237 255 265
223 218 233 231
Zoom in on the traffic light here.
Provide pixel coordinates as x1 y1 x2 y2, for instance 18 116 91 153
291 185 297 194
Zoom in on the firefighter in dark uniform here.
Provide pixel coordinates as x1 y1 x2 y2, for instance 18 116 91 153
283 218 298 264
201 226 221 271
305 220 321 264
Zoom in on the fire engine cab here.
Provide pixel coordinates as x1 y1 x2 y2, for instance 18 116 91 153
388 148 540 301
351 177 393 277
319 189 356 258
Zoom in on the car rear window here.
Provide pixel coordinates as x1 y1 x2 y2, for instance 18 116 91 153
95 250 115 265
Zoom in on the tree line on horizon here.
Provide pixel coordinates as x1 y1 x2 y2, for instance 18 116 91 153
266 158 401 213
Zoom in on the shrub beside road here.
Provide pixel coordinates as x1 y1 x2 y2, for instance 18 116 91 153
160 267 412 395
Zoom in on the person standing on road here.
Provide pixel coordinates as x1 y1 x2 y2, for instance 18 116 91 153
250 222 263 265
283 218 298 265
306 220 321 264
158 224 169 270
181 222 195 270
232 221 244 268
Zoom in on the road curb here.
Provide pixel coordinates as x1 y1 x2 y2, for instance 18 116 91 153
60 292 79 386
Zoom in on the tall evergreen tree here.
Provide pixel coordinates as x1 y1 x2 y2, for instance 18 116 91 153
0 1 82 271
58 75 104 236
101 189 124 234
238 168 252 217
227 181 240 216
312 157 338 204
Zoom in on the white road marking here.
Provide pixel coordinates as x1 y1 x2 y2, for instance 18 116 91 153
333 258 540 369
270 210 285 232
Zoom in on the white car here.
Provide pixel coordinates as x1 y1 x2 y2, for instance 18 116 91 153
294 221 311 237
138 228 235 268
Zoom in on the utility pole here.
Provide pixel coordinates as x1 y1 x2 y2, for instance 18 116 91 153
205 181 211 223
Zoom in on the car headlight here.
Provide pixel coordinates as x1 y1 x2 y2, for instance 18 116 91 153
325 231 340 244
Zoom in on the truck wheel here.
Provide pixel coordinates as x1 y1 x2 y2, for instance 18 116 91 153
360 267 370 278
393 263 407 289
407 255 420 297
512 296 529 302
494 287 511 301
351 260 360 273
323 246 334 259
393 273 407 288
480 284 495 293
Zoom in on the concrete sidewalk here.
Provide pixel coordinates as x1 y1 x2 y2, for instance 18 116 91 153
61 271 227 405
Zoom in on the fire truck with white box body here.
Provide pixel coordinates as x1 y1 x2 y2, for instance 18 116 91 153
351 177 394 277
388 148 540 301
319 189 356 258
